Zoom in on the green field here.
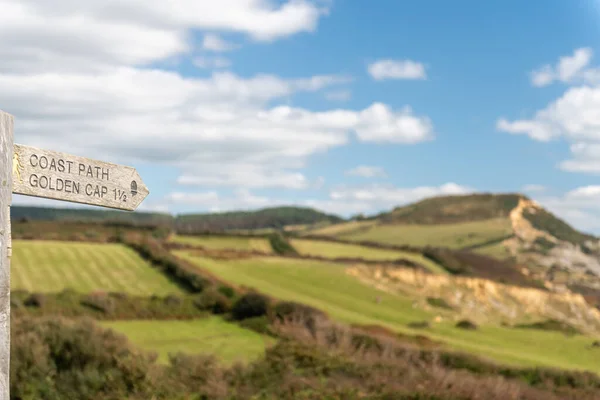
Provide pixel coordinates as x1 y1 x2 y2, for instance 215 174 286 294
473 242 512 260
290 238 447 274
304 220 376 237
332 218 513 249
176 251 600 374
11 240 183 295
102 317 273 364
171 235 272 253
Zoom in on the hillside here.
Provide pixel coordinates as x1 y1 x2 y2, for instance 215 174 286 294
175 206 344 233
377 193 524 224
11 205 344 233
302 193 600 307
11 205 173 227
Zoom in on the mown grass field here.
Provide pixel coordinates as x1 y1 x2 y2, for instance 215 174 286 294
102 317 273 364
11 240 183 295
176 251 600 374
170 235 272 253
290 238 447 274
303 220 376 237
330 218 513 249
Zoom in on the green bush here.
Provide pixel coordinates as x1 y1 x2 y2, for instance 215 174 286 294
217 285 236 299
456 320 478 330
238 316 273 335
24 293 46 308
515 319 581 336
194 288 232 314
81 293 115 314
231 292 271 320
407 321 430 329
268 232 298 255
426 297 453 310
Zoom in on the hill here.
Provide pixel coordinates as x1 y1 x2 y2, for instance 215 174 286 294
175 206 344 233
302 193 600 307
11 205 344 232
376 193 524 224
11 205 173 227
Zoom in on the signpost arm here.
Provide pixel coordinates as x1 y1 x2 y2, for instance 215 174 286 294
0 110 13 400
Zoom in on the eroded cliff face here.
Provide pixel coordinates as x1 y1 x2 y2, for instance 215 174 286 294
500 198 600 288
346 265 600 334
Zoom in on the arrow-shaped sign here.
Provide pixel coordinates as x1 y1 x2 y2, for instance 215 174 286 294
11 144 149 211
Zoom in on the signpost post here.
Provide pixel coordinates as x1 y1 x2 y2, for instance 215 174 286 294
0 110 149 399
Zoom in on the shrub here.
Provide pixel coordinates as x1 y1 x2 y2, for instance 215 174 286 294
164 294 183 306
217 285 236 299
231 292 270 320
24 293 46 308
456 319 478 330
81 293 115 314
514 319 581 336
407 321 430 329
423 247 472 275
238 316 273 335
194 288 231 314
426 297 453 310
268 232 298 255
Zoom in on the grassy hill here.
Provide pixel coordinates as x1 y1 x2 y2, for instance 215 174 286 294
12 204 345 233
376 193 524 224
175 206 344 233
304 192 598 252
11 205 173 227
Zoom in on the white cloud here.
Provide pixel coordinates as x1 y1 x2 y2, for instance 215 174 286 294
329 182 472 211
159 182 473 217
355 104 434 143
522 184 546 192
530 47 600 87
368 59 427 81
0 0 434 195
324 89 351 102
497 85 600 172
345 165 387 178
202 33 238 52
532 187 600 234
193 56 232 69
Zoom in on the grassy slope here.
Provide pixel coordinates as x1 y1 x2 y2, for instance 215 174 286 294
335 218 513 249
303 220 376 237
176 251 600 374
473 242 512 260
102 317 273 364
290 238 447 274
11 240 183 296
170 235 272 253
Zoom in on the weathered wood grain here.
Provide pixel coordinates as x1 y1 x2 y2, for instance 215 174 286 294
0 110 13 400
12 144 149 211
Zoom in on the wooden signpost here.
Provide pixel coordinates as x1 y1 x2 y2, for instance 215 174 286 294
0 110 149 399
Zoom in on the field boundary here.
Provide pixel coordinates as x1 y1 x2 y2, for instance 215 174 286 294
165 242 432 272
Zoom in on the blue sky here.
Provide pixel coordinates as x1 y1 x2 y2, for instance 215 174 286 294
3 0 600 232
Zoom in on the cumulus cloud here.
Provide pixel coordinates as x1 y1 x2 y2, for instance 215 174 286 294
159 182 473 217
328 182 472 212
202 33 238 52
497 84 600 172
345 166 387 178
368 59 427 80
0 0 436 197
532 186 600 234
530 47 600 87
